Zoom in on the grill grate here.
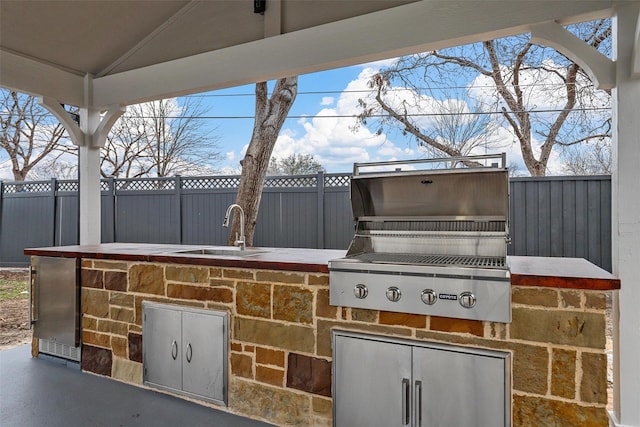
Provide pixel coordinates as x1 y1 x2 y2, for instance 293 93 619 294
351 252 506 268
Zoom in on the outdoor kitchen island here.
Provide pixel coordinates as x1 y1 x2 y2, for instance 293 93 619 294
25 243 619 427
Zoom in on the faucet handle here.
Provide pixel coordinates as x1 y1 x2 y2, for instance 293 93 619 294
234 232 246 250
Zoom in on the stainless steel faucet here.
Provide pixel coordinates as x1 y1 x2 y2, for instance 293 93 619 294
223 204 245 250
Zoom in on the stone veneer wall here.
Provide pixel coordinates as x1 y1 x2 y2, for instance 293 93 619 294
74 259 610 426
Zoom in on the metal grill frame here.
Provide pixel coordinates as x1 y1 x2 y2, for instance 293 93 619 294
330 154 511 323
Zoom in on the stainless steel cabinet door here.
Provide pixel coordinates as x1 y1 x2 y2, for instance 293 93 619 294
181 311 226 404
333 334 412 427
31 256 79 346
412 346 509 427
143 304 182 391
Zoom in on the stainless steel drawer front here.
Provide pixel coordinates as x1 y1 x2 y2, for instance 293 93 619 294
333 330 511 427
142 302 228 406
143 304 182 391
31 256 79 348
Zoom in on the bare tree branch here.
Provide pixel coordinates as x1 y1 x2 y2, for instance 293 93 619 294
1 90 68 181
101 98 220 178
354 19 612 176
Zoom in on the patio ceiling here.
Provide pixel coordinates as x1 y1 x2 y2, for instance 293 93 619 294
1 0 419 77
2 3 640 426
1 0 616 109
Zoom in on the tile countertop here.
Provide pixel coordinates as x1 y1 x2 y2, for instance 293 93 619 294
24 244 620 291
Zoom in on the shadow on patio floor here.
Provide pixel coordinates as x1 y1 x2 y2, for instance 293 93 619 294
0 345 273 427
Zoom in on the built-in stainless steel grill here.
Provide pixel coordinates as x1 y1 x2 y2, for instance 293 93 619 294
329 154 512 323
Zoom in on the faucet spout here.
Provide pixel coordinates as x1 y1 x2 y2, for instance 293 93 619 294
223 204 246 250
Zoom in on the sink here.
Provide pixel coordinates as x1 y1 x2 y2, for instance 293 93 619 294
167 247 267 257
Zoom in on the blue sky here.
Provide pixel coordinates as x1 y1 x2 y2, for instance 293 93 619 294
188 61 422 174
185 56 572 176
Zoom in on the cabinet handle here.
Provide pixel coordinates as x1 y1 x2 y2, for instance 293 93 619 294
402 378 410 425
186 343 193 363
29 267 39 325
414 380 422 427
171 340 178 360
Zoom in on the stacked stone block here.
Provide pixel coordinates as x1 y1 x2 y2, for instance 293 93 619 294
76 259 610 426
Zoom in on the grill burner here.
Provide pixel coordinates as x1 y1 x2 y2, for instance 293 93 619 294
329 154 512 323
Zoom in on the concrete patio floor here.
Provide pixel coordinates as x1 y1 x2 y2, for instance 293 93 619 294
0 345 273 426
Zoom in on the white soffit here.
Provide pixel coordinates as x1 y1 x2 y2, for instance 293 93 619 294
1 0 617 108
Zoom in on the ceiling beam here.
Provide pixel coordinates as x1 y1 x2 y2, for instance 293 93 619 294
93 0 614 107
0 48 84 106
95 1 200 78
264 0 282 38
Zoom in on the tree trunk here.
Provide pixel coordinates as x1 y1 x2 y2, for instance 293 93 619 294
228 77 298 246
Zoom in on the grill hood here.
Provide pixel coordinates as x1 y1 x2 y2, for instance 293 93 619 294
351 165 509 219
345 154 510 262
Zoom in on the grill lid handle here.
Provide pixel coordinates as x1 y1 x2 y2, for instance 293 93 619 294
353 153 506 176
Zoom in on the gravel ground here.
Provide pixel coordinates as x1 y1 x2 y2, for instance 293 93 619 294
0 269 31 351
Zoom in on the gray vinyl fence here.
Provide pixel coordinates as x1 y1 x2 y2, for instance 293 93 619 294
0 174 611 271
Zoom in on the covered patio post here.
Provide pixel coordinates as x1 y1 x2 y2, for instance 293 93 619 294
611 3 640 426
40 75 124 245
77 139 101 245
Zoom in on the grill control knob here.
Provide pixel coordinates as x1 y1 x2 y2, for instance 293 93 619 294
354 284 368 299
459 292 476 308
421 289 437 305
386 286 402 302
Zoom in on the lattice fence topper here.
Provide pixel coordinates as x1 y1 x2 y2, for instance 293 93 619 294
57 181 79 192
1 173 353 194
2 181 52 194
324 174 350 187
115 178 176 191
182 176 241 189
265 176 317 188
181 174 351 189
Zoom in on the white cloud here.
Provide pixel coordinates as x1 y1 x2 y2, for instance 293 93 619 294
466 124 563 176
357 57 399 70
218 165 241 175
268 67 422 172
320 97 334 106
0 158 13 180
